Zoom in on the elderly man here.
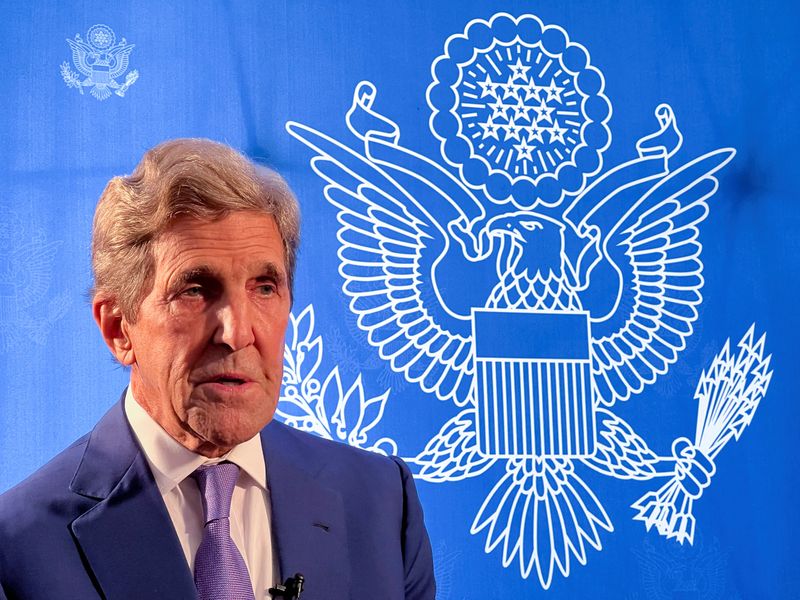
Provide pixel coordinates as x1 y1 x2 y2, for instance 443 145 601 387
0 139 435 599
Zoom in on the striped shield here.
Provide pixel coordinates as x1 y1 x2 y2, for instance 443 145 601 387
472 308 597 458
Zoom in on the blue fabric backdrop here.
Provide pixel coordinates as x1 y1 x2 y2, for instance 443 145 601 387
0 2 797 598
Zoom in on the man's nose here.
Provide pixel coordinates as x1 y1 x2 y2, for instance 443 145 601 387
213 294 256 351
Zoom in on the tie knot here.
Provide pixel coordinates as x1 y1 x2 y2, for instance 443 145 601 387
192 461 240 523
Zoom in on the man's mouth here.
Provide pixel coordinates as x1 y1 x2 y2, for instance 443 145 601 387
205 374 252 387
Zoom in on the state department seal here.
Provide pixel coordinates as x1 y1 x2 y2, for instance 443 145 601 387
427 13 612 208
287 9 770 590
60 24 139 100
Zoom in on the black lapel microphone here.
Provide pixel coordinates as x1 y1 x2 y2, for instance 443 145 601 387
269 573 305 599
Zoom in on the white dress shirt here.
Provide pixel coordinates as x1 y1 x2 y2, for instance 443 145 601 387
124 388 279 598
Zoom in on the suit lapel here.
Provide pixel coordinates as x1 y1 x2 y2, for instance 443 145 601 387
69 399 196 599
68 400 351 599
262 422 350 600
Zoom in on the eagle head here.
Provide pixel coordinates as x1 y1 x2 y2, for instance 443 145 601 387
487 211 567 280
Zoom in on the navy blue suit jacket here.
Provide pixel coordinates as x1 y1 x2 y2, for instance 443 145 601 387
0 398 435 599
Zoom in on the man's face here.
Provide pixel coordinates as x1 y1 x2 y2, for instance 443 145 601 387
121 211 290 456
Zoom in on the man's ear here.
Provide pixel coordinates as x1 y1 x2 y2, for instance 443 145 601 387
93 297 135 366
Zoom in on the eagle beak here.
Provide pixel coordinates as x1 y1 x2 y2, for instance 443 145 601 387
491 226 525 244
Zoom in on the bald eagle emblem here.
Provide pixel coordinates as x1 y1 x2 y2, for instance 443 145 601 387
0 207 70 350
60 24 138 100
287 12 773 590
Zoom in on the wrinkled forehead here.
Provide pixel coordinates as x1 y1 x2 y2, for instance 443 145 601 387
152 212 287 280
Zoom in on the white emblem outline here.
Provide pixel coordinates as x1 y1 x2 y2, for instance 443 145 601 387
60 24 139 100
279 304 398 456
284 12 774 590
0 207 71 350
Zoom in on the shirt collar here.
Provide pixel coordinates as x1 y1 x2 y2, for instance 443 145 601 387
124 387 267 496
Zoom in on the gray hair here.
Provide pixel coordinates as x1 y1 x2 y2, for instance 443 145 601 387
91 138 300 320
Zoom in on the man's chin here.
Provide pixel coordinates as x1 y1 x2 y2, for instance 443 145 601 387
185 404 274 455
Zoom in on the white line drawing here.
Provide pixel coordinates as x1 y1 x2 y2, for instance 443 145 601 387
428 13 611 209
631 326 771 543
631 535 734 600
278 304 398 456
285 12 773 590
431 541 461 600
0 208 70 350
60 24 138 100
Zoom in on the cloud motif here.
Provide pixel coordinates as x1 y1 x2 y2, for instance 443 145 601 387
428 12 611 208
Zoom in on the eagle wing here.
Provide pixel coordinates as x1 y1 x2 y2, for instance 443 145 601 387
109 43 135 79
287 122 476 405
65 38 93 77
408 407 496 481
583 407 664 480
12 239 61 309
587 149 735 406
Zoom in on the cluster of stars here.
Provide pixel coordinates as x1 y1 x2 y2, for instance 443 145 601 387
473 58 569 163
88 26 114 49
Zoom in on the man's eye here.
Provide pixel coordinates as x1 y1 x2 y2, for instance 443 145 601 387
181 286 204 297
257 284 276 296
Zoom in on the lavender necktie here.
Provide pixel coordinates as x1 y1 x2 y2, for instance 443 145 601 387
192 462 256 600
